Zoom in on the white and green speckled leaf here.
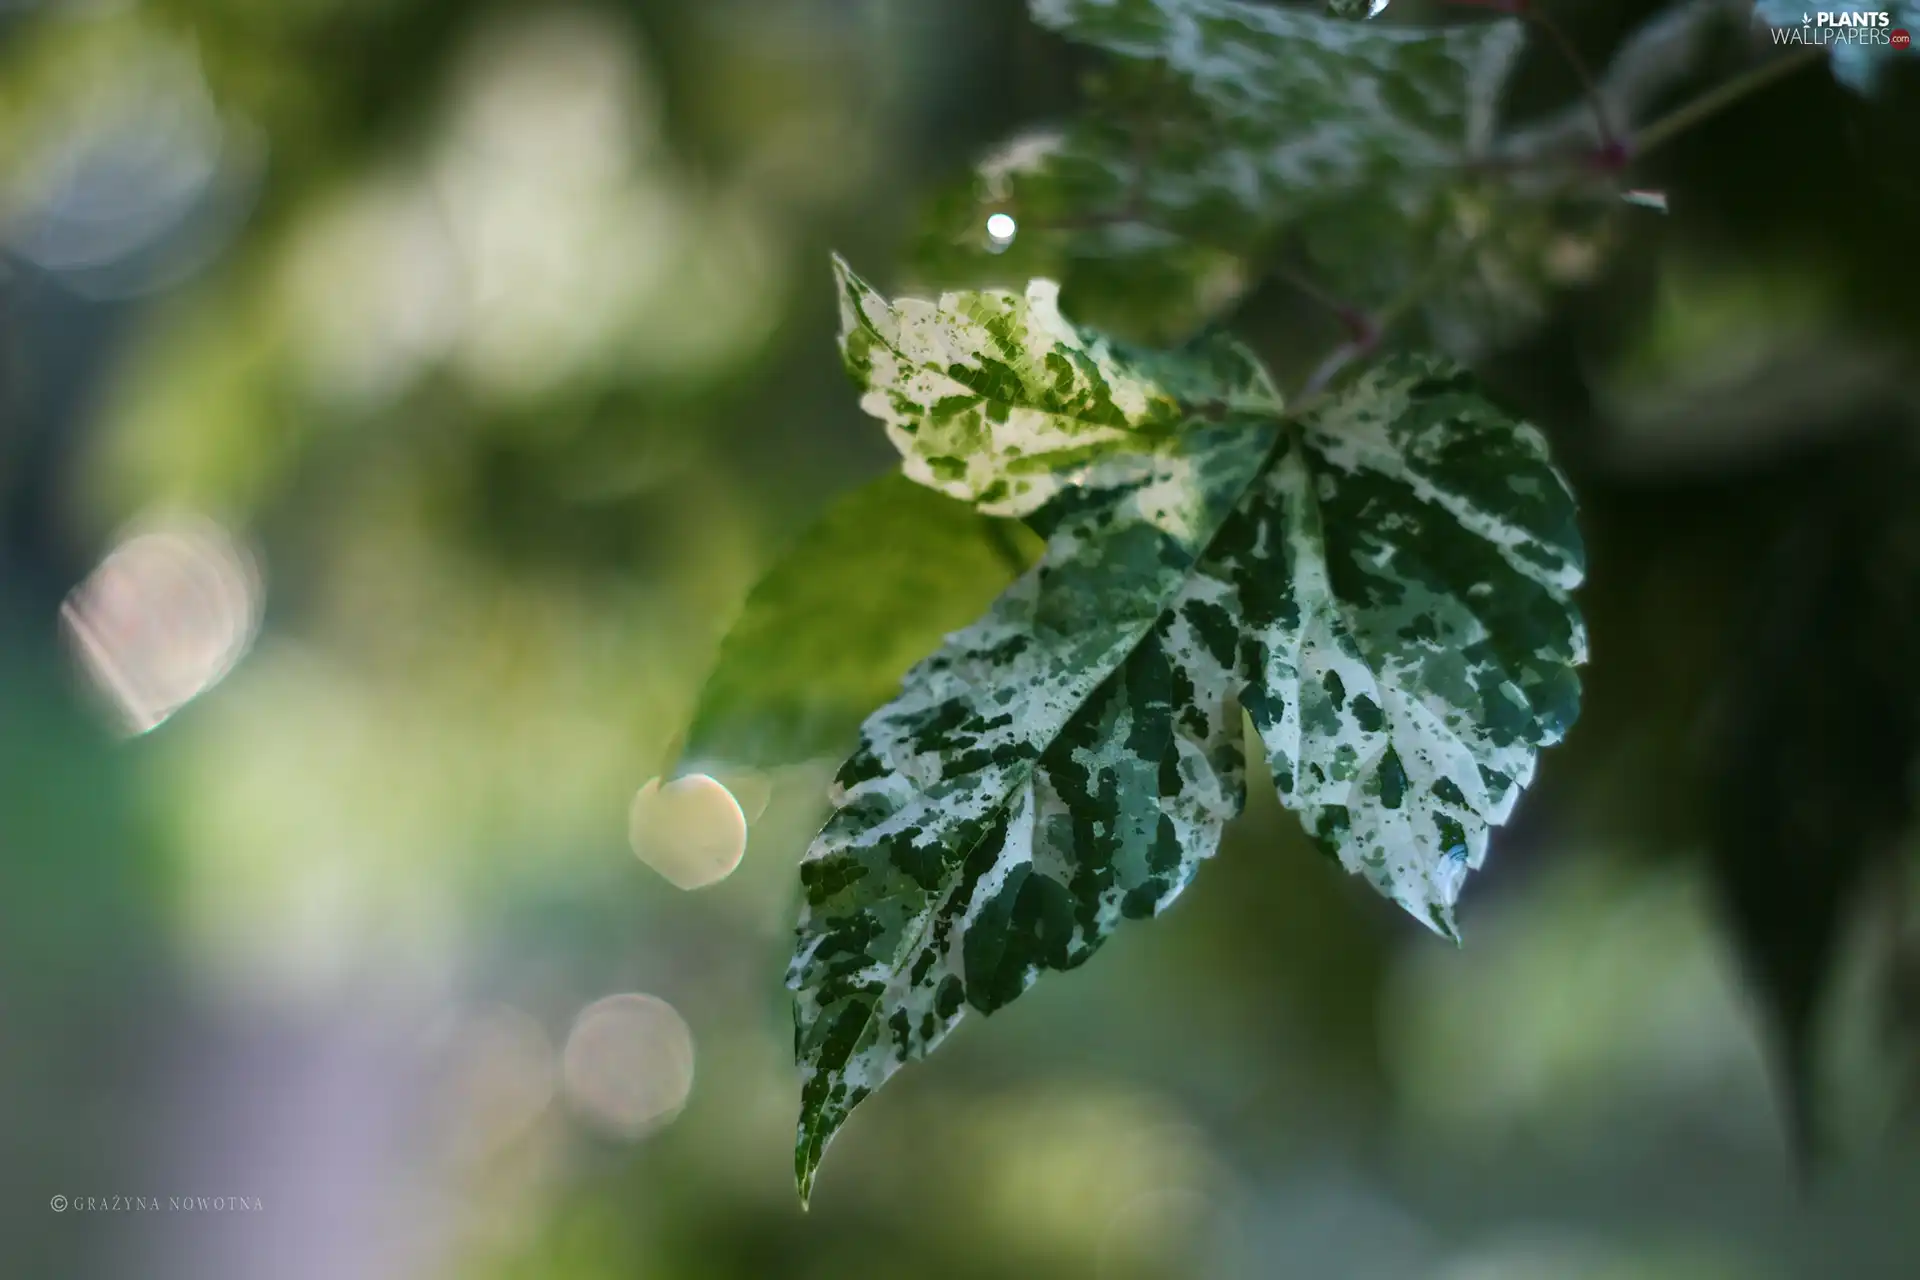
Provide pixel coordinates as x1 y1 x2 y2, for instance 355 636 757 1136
911 0 1528 340
835 254 1281 518
789 407 1279 1203
1201 353 1586 935
1024 0 1519 261
792 267 1585 1203
912 1 1606 354
1029 0 1523 196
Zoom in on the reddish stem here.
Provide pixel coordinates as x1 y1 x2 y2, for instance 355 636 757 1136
1584 138 1634 173
1334 305 1379 349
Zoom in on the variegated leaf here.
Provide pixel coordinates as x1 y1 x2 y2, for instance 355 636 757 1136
1202 353 1585 934
1029 0 1523 197
835 254 1282 517
1034 2 1518 245
946 0 1623 357
791 268 1585 1202
790 416 1278 1202
913 0 1532 344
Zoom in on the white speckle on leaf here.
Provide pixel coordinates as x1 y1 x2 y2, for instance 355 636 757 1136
792 271 1586 1199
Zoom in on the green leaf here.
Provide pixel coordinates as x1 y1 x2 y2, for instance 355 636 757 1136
791 267 1586 1202
789 428 1275 1200
1704 447 1920 1162
682 473 1042 771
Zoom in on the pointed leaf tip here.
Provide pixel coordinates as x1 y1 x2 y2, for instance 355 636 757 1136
1429 901 1464 945
795 1110 832 1208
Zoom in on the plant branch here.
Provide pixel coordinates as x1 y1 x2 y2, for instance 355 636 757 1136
1529 8 1620 149
1446 0 1623 151
1271 262 1375 343
1270 261 1347 316
1288 241 1472 409
1282 41 1827 403
1631 44 1825 158
1493 0 1767 166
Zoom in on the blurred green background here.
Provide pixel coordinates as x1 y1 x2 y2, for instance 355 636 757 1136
3 1 1918 1277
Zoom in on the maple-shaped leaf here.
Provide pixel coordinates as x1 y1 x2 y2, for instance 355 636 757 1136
786 264 1585 1202
1199 354 1586 933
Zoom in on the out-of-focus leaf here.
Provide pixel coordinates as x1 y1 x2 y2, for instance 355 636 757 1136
1015 0 1528 316
789 266 1587 1201
1297 174 1621 359
1027 0 1524 222
917 1 1630 354
682 472 1042 771
907 122 1252 346
1705 438 1920 1159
